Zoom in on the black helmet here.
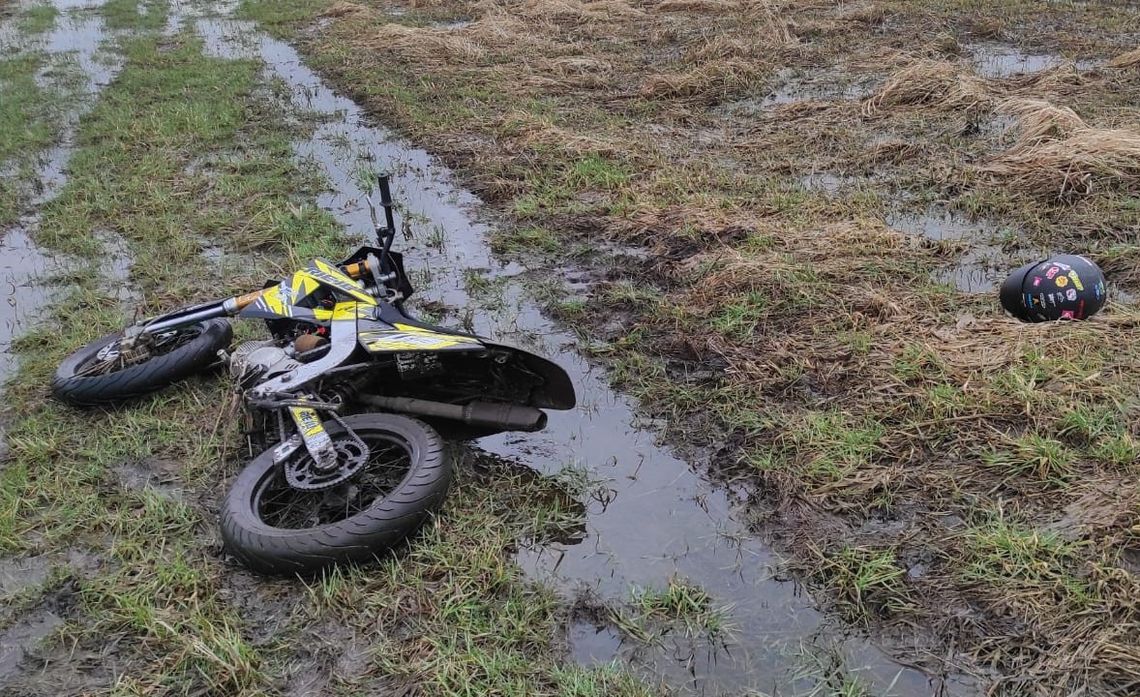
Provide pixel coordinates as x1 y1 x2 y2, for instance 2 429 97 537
999 254 1107 322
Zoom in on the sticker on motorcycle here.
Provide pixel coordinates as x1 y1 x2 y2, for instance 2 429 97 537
289 406 335 461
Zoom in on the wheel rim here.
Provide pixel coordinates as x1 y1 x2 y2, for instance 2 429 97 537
75 326 204 377
253 429 416 530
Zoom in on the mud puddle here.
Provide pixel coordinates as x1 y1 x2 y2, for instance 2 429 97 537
0 0 130 382
887 206 1048 294
724 67 876 115
799 172 864 195
196 11 974 696
969 43 1096 78
0 556 52 599
0 611 63 680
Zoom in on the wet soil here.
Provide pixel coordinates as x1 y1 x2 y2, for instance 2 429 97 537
886 205 1050 294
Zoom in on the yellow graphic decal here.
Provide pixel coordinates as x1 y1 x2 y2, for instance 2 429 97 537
313 303 371 322
290 272 321 299
360 324 482 352
259 285 290 317
308 259 377 304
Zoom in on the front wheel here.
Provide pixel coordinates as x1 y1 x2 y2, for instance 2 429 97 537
220 413 452 575
52 319 233 407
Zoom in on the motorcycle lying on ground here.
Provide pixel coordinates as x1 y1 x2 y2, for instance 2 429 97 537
52 175 575 575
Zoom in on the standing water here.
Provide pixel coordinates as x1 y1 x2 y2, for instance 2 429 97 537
187 9 973 696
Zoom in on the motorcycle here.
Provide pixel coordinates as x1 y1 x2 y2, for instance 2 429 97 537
52 175 576 575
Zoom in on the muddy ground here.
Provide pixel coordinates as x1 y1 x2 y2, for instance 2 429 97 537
1 0 1139 696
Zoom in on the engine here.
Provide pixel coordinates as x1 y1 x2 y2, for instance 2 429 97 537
228 340 299 387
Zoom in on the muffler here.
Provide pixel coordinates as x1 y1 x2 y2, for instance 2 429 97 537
359 395 548 432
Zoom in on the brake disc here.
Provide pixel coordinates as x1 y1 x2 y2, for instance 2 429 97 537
284 435 371 491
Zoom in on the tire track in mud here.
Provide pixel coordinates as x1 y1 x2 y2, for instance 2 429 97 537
0 0 132 383
192 6 977 696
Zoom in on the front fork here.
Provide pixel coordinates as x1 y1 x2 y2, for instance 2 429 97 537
246 397 354 478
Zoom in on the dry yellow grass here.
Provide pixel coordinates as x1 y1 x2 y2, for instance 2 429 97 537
862 59 991 115
321 0 373 18
366 23 486 65
1106 47 1140 69
997 97 1086 149
984 126 1140 199
518 0 645 23
530 55 615 91
504 111 621 156
656 0 741 12
640 58 765 104
979 97 1140 198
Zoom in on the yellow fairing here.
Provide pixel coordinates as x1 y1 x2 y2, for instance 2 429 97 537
313 302 373 322
307 260 377 305
360 323 482 352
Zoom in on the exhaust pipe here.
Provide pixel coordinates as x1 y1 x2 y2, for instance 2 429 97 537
359 395 548 432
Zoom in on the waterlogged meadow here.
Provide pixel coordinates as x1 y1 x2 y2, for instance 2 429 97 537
1 0 1139 696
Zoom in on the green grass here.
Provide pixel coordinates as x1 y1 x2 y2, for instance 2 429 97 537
982 433 1075 486
566 153 630 190
610 577 733 645
2 29 326 690
491 226 561 255
812 546 911 623
101 0 168 31
17 2 57 33
758 411 886 483
960 514 1095 610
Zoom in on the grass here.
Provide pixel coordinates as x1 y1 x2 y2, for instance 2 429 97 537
244 0 1140 693
0 3 656 695
102 0 168 32
811 546 911 623
619 577 732 641
17 3 57 33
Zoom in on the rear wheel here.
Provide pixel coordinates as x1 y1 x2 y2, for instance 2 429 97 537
52 319 233 407
220 413 452 575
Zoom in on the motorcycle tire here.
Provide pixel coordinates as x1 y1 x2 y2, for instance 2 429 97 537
220 413 452 575
52 319 233 407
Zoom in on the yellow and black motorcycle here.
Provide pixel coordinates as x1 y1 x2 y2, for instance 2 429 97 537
52 176 575 575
